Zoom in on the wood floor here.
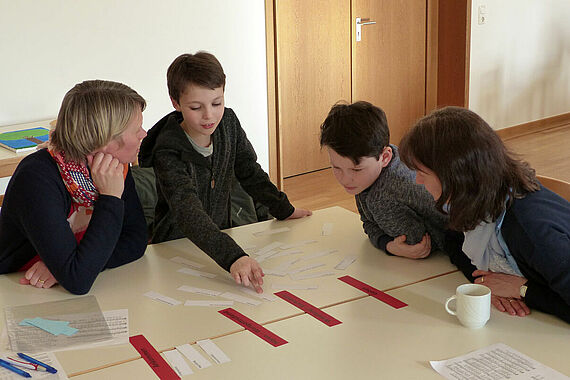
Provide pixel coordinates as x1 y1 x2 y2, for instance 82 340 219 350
283 124 570 213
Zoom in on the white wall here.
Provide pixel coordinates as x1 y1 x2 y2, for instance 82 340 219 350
0 0 270 170
469 0 570 130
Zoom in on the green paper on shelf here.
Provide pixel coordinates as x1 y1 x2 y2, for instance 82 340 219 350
20 317 79 336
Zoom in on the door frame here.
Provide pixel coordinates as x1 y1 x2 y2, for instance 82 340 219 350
264 0 470 190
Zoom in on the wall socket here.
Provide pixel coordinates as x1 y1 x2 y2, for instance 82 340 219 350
478 5 487 25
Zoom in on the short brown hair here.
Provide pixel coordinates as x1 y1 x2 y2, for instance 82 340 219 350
320 101 390 164
400 106 539 231
51 80 146 162
167 51 226 103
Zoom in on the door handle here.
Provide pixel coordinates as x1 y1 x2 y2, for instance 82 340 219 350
356 17 377 42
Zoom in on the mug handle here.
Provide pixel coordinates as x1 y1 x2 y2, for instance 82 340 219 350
445 295 457 316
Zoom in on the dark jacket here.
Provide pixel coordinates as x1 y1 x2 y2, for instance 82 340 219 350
446 186 570 323
0 149 147 295
138 108 294 271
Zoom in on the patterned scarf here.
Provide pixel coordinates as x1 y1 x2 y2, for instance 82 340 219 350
49 149 99 242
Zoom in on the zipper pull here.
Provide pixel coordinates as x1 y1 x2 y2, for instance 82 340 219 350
211 178 215 189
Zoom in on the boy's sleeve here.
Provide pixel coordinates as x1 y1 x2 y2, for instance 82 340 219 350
153 151 247 271
367 195 428 246
230 110 295 220
356 196 394 253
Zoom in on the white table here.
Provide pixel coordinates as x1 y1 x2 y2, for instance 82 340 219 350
74 271 569 379
1 207 458 376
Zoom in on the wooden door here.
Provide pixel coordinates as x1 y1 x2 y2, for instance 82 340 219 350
352 0 427 145
275 0 351 178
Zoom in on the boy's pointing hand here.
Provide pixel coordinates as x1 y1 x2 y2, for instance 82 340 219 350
230 256 265 293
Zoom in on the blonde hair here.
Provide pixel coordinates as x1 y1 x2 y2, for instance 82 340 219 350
51 80 146 162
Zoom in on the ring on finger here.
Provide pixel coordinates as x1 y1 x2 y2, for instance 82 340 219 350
480 276 485 283
37 279 45 284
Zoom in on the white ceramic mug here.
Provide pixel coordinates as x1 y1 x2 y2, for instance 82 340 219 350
445 284 491 328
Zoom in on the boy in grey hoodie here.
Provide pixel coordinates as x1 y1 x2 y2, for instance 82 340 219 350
320 101 447 259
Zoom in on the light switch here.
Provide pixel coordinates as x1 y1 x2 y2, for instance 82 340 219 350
478 5 487 25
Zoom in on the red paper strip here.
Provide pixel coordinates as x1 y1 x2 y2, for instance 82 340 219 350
129 334 180 380
338 275 408 309
275 290 342 327
218 308 288 347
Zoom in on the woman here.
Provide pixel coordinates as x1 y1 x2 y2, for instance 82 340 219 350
0 80 148 294
400 106 570 323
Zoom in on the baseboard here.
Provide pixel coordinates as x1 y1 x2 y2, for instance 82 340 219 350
496 112 570 140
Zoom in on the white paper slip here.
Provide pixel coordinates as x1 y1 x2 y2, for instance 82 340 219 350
176 343 212 369
177 285 222 297
280 240 317 250
163 349 194 376
302 249 338 261
262 268 288 277
253 227 291 237
253 242 284 256
288 262 325 274
274 257 301 270
430 343 569 380
271 249 303 259
170 256 205 269
290 270 336 281
144 291 182 306
335 255 357 270
240 287 278 301
321 222 334 236
220 292 262 306
197 339 231 364
256 250 279 263
272 283 319 290
177 267 217 278
184 300 234 307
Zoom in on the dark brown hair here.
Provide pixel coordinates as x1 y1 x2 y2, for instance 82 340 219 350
319 101 389 164
167 51 226 103
399 106 539 231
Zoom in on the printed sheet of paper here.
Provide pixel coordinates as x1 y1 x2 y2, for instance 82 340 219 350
4 296 112 353
430 343 569 380
0 351 69 380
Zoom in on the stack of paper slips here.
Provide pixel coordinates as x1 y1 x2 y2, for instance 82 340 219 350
19 317 79 336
